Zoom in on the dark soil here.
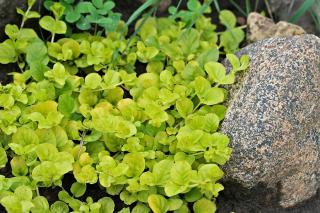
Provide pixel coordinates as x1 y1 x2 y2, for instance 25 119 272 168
216 181 320 213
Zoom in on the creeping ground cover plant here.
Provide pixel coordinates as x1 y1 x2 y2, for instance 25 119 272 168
0 0 249 212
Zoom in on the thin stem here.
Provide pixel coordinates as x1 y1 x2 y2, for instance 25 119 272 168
192 102 202 113
51 33 55 43
176 0 184 11
36 186 40 196
77 131 86 160
94 24 98 36
174 120 183 129
20 6 32 29
18 55 25 72
191 152 204 156
120 84 129 91
238 25 247 29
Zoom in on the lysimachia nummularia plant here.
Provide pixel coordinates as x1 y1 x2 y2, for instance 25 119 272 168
0 0 249 212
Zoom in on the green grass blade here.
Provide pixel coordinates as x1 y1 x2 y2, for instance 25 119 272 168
254 0 260 11
263 0 274 20
287 0 297 16
125 0 158 26
245 0 252 15
213 0 220 12
229 0 247 16
310 10 320 33
176 0 184 10
289 0 315 23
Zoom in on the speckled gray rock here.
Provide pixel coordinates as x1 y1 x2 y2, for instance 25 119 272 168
221 34 320 208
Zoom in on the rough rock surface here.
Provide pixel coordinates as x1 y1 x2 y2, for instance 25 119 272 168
221 34 320 208
247 12 305 43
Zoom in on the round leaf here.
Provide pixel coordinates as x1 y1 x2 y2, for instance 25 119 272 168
123 153 145 177
85 73 102 89
176 98 194 118
98 197 115 213
58 94 76 116
70 182 87 198
50 201 69 213
148 194 168 213
219 10 236 28
193 198 216 213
